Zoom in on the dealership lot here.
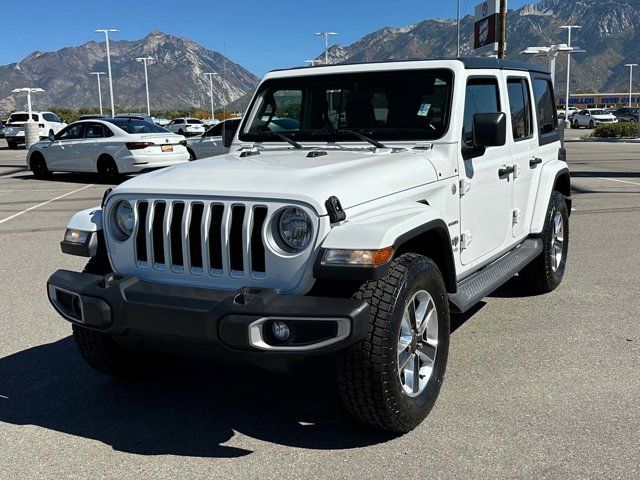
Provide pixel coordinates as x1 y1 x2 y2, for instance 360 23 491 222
0 138 638 479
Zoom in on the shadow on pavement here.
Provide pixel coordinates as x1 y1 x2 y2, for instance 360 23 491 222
0 337 394 457
13 172 128 185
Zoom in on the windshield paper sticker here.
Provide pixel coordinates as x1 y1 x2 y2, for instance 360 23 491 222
417 103 431 117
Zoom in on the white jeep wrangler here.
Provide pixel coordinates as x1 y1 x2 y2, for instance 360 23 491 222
47 58 571 433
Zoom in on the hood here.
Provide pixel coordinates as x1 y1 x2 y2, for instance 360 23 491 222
113 147 439 215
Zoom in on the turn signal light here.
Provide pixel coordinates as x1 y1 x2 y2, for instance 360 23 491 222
125 142 154 150
322 247 394 267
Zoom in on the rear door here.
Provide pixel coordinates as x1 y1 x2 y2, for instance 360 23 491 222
506 75 538 238
459 75 514 266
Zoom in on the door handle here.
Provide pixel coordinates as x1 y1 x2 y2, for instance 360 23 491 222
529 157 543 168
498 165 516 178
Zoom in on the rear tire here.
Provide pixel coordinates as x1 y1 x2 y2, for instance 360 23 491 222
97 156 120 183
589 120 595 129
30 153 51 179
519 191 569 293
187 148 196 161
337 253 450 433
7 139 17 149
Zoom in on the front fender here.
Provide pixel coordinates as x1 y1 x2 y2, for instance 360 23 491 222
67 207 103 232
321 202 446 251
530 161 571 234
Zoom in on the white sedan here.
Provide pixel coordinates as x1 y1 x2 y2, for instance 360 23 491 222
27 118 189 180
571 109 618 129
186 118 241 160
166 118 206 136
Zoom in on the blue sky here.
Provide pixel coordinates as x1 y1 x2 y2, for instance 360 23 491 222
2 0 533 76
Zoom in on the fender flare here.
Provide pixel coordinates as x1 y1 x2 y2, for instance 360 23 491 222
315 203 456 292
530 162 571 234
67 207 103 232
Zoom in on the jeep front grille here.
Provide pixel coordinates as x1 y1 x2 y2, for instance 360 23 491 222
134 200 268 278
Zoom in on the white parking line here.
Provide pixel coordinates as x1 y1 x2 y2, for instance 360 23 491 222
595 177 640 187
0 184 94 225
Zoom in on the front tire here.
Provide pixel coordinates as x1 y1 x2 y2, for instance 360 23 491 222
187 148 196 161
30 153 51 179
519 191 569 293
589 120 595 129
337 253 450 433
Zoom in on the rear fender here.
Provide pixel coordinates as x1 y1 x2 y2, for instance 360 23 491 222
530 162 571 234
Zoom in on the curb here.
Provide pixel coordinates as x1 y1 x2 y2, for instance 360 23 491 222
565 137 640 144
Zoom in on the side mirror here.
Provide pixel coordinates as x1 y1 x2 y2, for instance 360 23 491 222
48 131 56 142
472 112 507 148
223 125 235 148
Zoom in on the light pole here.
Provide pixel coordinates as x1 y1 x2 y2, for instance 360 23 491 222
11 87 45 148
136 57 154 116
560 26 582 124
457 0 461 57
94 28 118 117
520 44 585 87
625 64 638 107
90 72 106 115
204 72 219 122
314 32 338 64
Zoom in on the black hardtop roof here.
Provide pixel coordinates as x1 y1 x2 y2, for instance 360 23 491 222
269 57 550 75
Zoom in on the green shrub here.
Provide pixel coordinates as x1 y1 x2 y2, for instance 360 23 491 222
592 122 639 138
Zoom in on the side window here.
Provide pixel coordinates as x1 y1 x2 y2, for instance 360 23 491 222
532 78 558 135
462 78 500 147
43 113 57 122
56 124 85 140
206 123 224 137
84 123 104 138
104 125 114 137
507 79 533 140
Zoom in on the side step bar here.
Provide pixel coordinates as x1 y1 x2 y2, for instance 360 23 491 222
448 238 543 313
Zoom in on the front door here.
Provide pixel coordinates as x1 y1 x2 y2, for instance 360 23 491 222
43 123 85 170
459 76 514 266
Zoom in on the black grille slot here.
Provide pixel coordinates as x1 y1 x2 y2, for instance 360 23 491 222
170 202 185 267
135 201 148 262
208 204 224 270
251 207 267 273
188 203 204 269
152 202 166 265
229 205 245 272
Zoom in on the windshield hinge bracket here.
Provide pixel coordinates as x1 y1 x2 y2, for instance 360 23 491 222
325 196 347 224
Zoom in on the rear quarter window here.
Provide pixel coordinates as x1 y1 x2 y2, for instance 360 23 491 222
532 77 559 141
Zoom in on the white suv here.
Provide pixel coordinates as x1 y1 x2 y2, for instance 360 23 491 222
571 108 618 129
4 111 66 148
166 117 206 136
47 59 571 433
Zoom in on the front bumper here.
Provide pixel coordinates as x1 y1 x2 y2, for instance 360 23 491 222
47 270 369 357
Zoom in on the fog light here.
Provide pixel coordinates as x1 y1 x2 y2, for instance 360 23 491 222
272 321 290 341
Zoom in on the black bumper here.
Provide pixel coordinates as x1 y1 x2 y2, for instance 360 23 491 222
47 270 370 357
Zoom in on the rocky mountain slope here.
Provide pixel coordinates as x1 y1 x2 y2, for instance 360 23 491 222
317 0 640 93
0 30 259 113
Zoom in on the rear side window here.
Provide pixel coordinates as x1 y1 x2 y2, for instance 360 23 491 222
532 78 558 136
507 79 533 140
462 78 500 147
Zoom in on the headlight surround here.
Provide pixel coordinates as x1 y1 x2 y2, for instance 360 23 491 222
277 207 313 252
112 200 134 239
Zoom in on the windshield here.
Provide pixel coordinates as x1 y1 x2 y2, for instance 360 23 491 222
590 110 607 115
9 114 38 123
240 69 453 144
105 119 169 134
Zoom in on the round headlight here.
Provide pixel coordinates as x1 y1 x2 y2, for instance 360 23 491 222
113 200 134 238
278 207 313 252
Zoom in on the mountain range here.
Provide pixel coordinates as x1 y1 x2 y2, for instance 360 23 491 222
0 30 259 113
3 0 640 113
317 0 640 94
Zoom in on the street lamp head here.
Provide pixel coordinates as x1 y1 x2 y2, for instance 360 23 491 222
625 63 639 67
560 25 582 29
12 87 45 93
91 71 106 75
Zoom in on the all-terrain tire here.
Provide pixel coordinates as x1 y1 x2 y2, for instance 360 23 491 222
519 191 569 293
337 253 450 433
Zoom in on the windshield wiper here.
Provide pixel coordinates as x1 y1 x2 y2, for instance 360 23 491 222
259 130 303 149
331 129 388 149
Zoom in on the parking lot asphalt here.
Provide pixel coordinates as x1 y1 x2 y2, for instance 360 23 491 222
0 136 638 480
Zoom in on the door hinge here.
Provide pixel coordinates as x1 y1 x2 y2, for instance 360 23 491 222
460 231 472 250
459 178 472 197
512 209 522 225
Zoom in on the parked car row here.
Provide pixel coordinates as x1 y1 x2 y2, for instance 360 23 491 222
24 116 243 180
